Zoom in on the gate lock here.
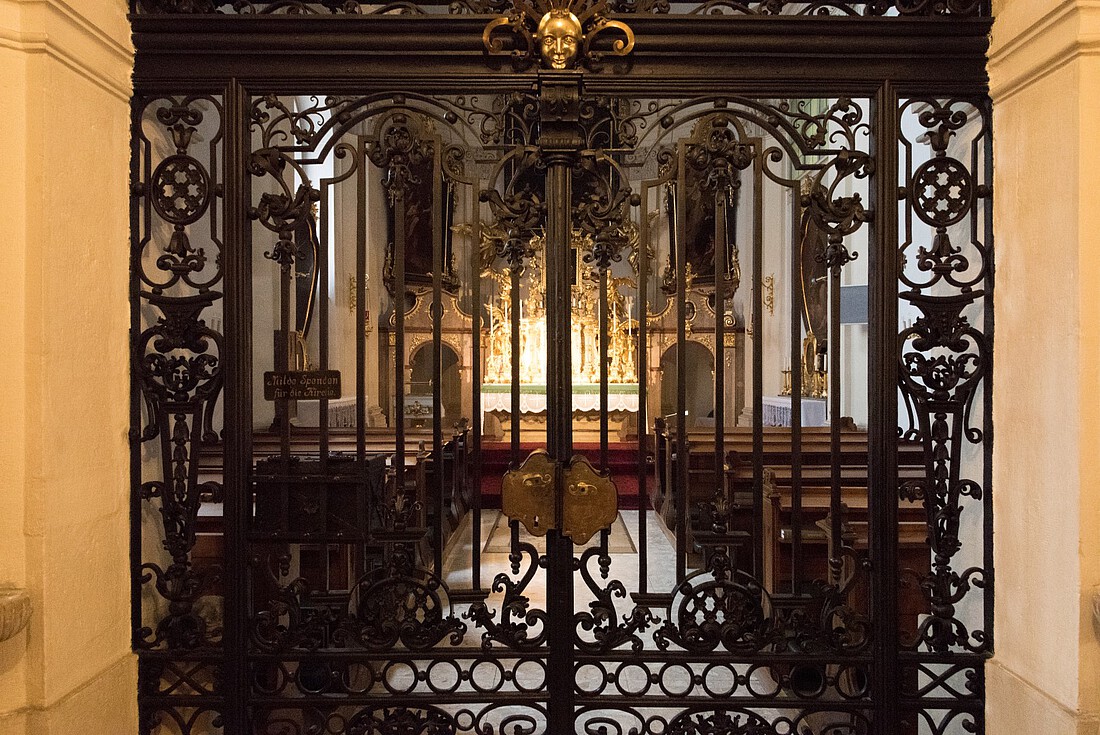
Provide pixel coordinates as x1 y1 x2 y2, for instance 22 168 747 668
500 449 618 546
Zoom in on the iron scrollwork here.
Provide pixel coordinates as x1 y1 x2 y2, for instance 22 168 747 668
149 105 214 281
575 155 639 271
805 152 872 270
898 98 991 654
249 97 324 270
573 707 873 735
651 547 869 655
137 292 225 650
367 111 435 202
338 534 468 650
575 543 658 653
465 539 549 650
480 155 545 271
134 95 226 653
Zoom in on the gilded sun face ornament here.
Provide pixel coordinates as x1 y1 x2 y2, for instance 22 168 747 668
483 0 634 71
537 10 582 70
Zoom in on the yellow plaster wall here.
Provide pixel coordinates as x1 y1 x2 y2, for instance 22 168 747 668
990 59 1082 716
989 0 1100 730
0 0 33 717
1079 47 1100 728
0 0 136 731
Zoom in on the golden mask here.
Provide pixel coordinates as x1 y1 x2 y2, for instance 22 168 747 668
537 10 582 70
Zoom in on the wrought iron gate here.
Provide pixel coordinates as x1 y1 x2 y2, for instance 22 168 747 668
130 2 994 733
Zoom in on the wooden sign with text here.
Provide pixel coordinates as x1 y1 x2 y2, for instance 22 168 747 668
263 371 341 401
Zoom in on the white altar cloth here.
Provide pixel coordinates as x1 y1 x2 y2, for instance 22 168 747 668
481 384 639 414
761 395 828 427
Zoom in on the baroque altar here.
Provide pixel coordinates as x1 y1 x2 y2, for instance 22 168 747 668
481 231 640 431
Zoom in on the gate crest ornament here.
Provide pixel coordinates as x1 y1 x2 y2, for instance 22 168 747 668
483 0 635 70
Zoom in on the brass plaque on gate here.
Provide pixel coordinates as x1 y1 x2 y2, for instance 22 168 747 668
501 449 557 537
501 450 618 545
562 455 618 545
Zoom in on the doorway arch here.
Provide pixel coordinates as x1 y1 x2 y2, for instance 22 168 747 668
659 341 714 429
410 341 462 424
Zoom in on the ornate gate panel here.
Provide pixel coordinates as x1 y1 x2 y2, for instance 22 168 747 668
130 3 994 734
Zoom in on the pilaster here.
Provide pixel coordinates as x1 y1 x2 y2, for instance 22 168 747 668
989 0 1100 730
0 1 136 731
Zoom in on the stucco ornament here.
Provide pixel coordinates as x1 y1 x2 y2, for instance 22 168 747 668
483 0 634 70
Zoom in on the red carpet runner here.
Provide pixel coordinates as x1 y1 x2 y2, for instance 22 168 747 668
477 442 652 510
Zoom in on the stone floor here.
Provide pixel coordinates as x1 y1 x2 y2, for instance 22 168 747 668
441 510 680 618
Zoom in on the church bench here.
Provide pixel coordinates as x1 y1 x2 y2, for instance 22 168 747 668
190 424 473 589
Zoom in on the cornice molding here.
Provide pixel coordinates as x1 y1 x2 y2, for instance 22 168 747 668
26 0 131 60
0 0 132 103
131 14 990 94
990 0 1100 102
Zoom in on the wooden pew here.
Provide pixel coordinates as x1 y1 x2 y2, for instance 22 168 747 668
649 420 922 531
757 468 928 591
650 420 932 640
190 423 474 595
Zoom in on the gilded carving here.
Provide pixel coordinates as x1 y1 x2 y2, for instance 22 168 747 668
501 450 618 544
483 0 635 71
501 449 558 536
562 454 617 545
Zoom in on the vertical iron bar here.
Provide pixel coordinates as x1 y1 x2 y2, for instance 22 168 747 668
829 257 842 572
600 267 609 470
870 82 900 735
790 180 804 594
674 153 688 582
752 152 764 581
319 181 331 471
222 79 252 735
128 97 145 647
544 147 575 733
279 249 292 464
713 187 726 534
637 185 650 593
395 188 407 493
510 257 520 465
432 151 445 575
357 141 367 462
472 181 483 591
539 72 582 732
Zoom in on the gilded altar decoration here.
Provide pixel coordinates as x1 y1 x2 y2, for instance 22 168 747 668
483 0 635 70
483 231 638 387
781 331 828 399
347 275 374 335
